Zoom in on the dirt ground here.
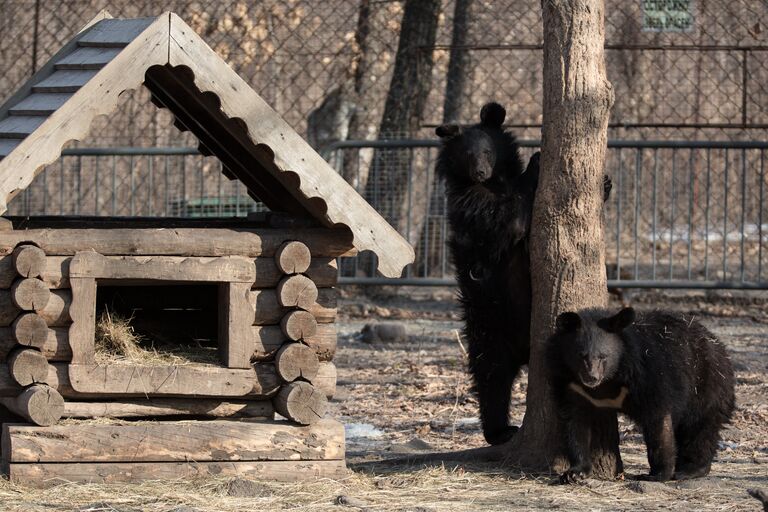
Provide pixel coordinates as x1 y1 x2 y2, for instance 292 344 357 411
0 288 766 511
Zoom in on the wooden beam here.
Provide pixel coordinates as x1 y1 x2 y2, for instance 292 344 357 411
10 278 51 311
273 381 328 425
12 245 46 278
12 313 50 348
68 277 96 364
312 361 337 399
0 385 64 426
276 274 318 310
218 282 254 369
5 459 347 486
0 327 69 361
64 364 280 398
62 398 274 419
0 361 334 400
3 417 343 463
280 310 318 341
0 255 71 289
250 287 336 325
252 323 336 362
69 253 256 283
275 342 320 382
0 289 72 327
0 228 354 258
7 347 48 386
274 241 311 274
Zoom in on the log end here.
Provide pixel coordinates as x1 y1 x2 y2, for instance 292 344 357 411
273 381 328 425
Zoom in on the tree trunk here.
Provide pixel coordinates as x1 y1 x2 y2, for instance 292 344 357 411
341 0 372 187
503 0 617 477
411 0 474 276
367 0 440 242
442 0 474 124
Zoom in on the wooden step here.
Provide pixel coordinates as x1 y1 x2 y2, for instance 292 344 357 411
54 47 122 70
32 70 98 93
77 18 156 48
6 460 347 487
0 116 46 139
9 93 71 116
0 139 20 160
2 418 345 463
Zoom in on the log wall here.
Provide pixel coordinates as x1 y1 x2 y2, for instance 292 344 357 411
0 233 339 427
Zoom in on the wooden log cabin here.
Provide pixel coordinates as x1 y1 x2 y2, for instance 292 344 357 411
0 12 413 485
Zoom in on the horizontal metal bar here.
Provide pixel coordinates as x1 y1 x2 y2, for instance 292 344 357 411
425 44 768 52
339 277 768 289
325 139 768 151
57 139 768 158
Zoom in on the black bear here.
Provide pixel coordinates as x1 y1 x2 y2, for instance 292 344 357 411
548 307 735 483
435 102 540 445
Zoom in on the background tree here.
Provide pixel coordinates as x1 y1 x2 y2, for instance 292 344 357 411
367 0 441 244
503 0 618 476
442 0 473 124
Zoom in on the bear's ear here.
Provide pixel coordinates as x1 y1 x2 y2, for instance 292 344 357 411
598 307 636 333
555 312 582 333
436 124 460 139
480 102 506 128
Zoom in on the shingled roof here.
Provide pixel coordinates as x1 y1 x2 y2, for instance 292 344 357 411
0 12 414 278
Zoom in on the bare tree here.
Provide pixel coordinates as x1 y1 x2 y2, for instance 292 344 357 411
501 0 618 476
367 0 441 241
443 0 474 124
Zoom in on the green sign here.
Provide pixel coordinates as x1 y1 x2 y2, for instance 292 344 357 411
642 0 694 32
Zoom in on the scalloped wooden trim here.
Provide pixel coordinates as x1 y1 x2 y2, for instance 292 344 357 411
167 14 414 278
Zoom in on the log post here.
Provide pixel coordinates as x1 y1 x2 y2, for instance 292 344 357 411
7 348 48 386
280 310 318 341
10 278 51 311
275 342 320 382
276 274 318 310
12 245 46 279
218 281 254 369
12 313 49 348
0 384 64 426
273 381 328 425
274 241 311 274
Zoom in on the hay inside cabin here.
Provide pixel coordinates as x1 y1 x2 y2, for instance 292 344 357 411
94 309 218 366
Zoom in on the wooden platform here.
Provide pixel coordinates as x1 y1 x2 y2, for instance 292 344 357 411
1 418 347 486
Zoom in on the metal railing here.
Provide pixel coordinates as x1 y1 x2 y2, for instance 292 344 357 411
327 139 768 289
7 140 768 290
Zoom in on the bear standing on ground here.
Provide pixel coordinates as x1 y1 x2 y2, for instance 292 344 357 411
548 307 735 482
435 102 540 445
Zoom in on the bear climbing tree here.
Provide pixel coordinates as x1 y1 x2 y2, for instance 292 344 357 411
501 0 618 476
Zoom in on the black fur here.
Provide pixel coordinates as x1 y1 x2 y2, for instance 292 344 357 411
548 307 735 483
435 102 539 445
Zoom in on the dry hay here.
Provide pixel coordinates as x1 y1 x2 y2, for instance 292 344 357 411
94 309 218 366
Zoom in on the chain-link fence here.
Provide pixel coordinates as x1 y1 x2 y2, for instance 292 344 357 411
1 1 766 144
1 1 767 287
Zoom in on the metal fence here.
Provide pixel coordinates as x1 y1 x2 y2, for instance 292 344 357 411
0 1 766 147
7 141 768 289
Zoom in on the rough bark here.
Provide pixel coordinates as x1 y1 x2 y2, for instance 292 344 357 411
341 0 372 186
442 0 474 124
503 0 616 476
368 0 440 240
